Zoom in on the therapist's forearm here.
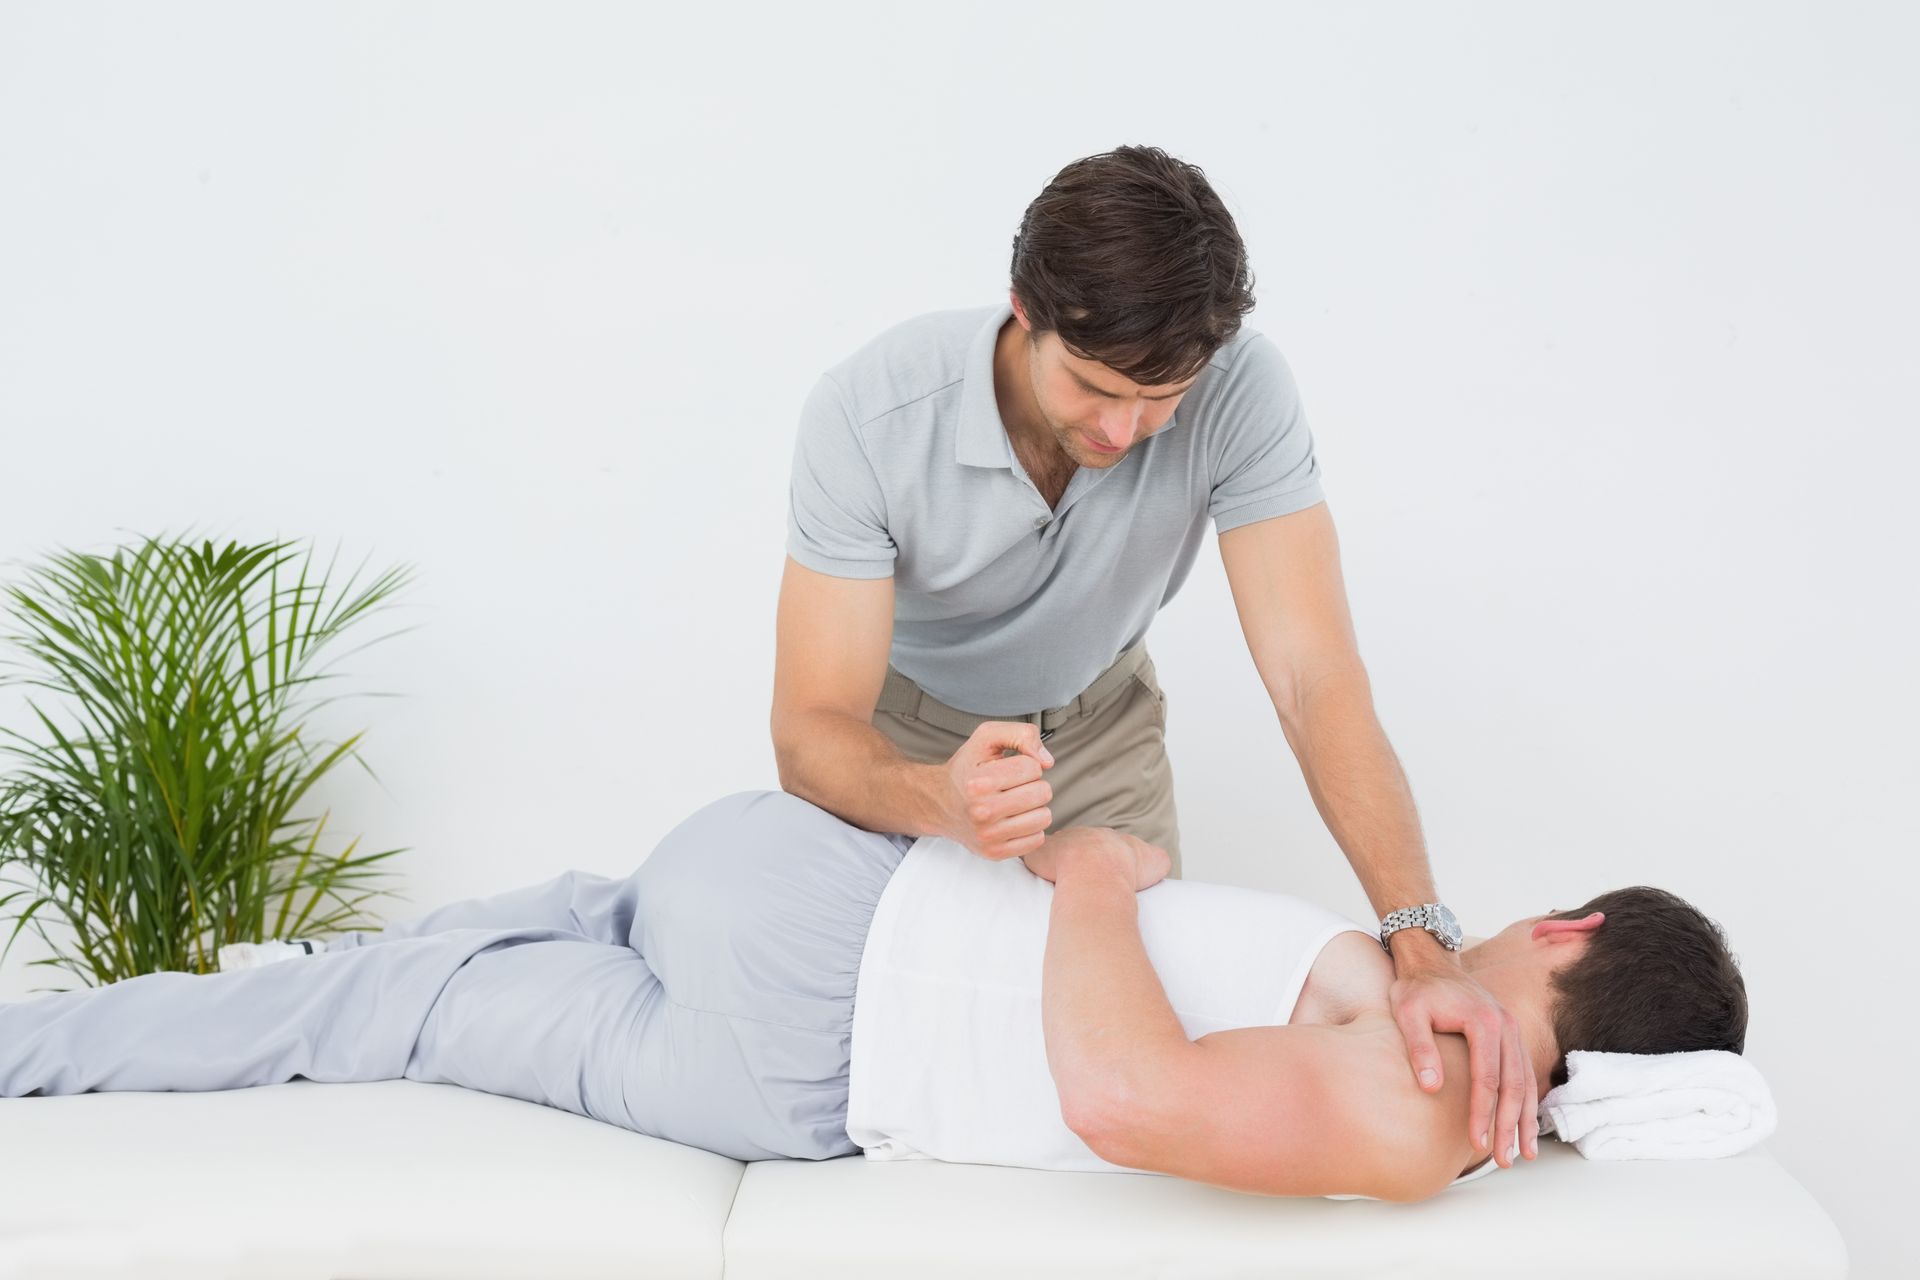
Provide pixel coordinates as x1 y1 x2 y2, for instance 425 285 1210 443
773 707 955 839
1277 669 1452 966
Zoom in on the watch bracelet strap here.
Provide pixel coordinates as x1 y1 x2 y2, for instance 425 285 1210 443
1380 904 1461 951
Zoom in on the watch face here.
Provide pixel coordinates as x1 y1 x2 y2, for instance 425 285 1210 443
1433 903 1462 941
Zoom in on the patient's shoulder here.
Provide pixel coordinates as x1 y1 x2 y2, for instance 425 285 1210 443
1342 1016 1493 1197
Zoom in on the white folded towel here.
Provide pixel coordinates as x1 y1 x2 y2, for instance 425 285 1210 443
1536 1048 1776 1160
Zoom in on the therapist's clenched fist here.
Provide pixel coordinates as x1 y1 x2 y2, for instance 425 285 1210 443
941 722 1055 860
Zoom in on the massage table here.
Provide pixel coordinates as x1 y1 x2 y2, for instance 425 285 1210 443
0 1078 1847 1278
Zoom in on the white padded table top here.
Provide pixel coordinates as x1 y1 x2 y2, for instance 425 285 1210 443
722 1144 1850 1279
0 1080 1848 1279
0 1080 745 1280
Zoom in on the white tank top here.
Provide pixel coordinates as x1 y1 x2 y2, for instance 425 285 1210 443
845 836 1501 1200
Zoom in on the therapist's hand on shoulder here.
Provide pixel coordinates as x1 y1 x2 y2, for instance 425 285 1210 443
1390 962 1540 1168
1019 826 1170 892
941 722 1057 861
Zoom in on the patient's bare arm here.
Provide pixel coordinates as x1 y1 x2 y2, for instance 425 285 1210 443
1037 833 1191 1138
1035 829 1467 1199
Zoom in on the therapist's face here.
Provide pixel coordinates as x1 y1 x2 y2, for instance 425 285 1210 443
1009 297 1199 468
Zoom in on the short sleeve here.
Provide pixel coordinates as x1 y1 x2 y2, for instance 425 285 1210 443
1205 333 1326 534
785 373 898 579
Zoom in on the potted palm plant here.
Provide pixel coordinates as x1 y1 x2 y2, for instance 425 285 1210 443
0 531 418 992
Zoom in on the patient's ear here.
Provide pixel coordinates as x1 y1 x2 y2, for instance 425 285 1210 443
1530 911 1604 943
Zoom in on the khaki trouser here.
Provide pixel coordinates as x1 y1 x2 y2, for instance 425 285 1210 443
869 642 1185 879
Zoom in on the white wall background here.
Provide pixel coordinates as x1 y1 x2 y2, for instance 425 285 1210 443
1 1 1911 1272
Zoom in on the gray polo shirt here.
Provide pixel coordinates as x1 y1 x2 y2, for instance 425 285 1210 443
785 300 1325 715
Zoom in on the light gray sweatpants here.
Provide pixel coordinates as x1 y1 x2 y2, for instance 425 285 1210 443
0 790 912 1162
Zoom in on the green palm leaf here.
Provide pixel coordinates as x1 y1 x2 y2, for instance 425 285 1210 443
0 530 417 991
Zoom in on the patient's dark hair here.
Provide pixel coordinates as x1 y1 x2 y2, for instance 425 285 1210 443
1008 144 1255 387
1543 887 1748 1089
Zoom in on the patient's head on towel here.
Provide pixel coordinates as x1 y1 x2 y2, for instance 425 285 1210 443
1462 887 1748 1090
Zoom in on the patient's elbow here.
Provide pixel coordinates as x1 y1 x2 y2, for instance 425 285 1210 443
1060 1090 1128 1162
1073 1122 1141 1171
1060 1094 1108 1149
1063 1091 1153 1170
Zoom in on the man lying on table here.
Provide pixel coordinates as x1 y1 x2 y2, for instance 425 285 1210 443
2 791 1748 1202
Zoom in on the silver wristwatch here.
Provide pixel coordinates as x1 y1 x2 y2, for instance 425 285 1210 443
1379 902 1464 954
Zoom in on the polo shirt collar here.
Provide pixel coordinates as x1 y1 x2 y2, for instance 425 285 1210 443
956 300 1018 469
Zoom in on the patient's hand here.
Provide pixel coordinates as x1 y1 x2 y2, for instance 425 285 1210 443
1021 826 1170 891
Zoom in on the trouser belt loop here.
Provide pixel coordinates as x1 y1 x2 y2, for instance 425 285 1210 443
874 668 982 739
874 667 916 715
1068 642 1150 721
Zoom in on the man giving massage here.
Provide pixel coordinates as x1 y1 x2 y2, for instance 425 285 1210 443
0 789 1747 1203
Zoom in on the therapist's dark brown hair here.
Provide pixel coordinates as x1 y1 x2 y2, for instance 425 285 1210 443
1008 144 1255 387
1542 886 1749 1089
